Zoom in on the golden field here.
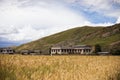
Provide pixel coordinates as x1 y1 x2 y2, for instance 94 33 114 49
0 54 120 80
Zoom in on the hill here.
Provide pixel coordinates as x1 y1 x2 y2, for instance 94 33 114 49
16 23 120 54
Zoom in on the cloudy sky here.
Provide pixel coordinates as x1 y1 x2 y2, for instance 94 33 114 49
0 0 120 47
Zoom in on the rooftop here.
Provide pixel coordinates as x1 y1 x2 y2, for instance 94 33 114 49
51 45 92 49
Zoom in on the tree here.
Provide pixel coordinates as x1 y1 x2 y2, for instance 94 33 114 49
110 49 120 55
94 44 102 53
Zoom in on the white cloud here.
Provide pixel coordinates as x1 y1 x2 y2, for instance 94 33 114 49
0 0 118 44
6 25 45 41
85 22 114 27
0 0 90 42
66 0 120 18
113 0 120 4
0 25 18 35
116 17 120 24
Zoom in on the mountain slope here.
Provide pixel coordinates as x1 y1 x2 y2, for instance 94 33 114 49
16 23 120 54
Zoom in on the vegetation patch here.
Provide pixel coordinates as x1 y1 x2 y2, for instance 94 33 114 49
0 54 120 80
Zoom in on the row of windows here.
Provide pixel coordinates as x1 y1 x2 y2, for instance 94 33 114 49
51 49 91 52
0 50 14 52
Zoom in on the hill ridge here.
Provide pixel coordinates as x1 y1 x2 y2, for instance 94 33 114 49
16 23 120 54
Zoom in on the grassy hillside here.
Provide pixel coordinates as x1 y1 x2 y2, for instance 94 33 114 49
16 23 120 53
0 55 120 80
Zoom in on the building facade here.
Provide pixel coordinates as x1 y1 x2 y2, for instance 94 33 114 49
0 47 15 54
21 50 41 55
51 45 92 55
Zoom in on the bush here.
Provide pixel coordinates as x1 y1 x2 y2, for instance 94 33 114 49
110 49 120 55
94 44 102 53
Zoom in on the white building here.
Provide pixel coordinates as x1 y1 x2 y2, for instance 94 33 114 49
51 45 92 55
0 47 15 54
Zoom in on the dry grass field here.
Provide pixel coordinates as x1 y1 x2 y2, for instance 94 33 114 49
0 54 120 80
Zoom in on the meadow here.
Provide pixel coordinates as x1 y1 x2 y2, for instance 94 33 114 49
0 54 120 80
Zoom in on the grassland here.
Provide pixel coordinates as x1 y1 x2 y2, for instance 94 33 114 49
0 54 120 80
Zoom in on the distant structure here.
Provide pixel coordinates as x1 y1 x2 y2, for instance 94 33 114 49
0 47 15 54
21 50 41 55
21 50 30 55
97 52 110 55
50 45 92 55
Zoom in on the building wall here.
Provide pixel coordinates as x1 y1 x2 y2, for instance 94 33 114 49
0 48 14 54
51 49 62 54
51 47 92 55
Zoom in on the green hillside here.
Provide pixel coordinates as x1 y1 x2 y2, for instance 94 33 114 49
16 23 120 54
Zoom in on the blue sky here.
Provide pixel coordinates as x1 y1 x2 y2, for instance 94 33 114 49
69 5 117 23
0 0 120 47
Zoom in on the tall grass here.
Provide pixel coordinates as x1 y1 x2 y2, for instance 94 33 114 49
0 54 120 80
